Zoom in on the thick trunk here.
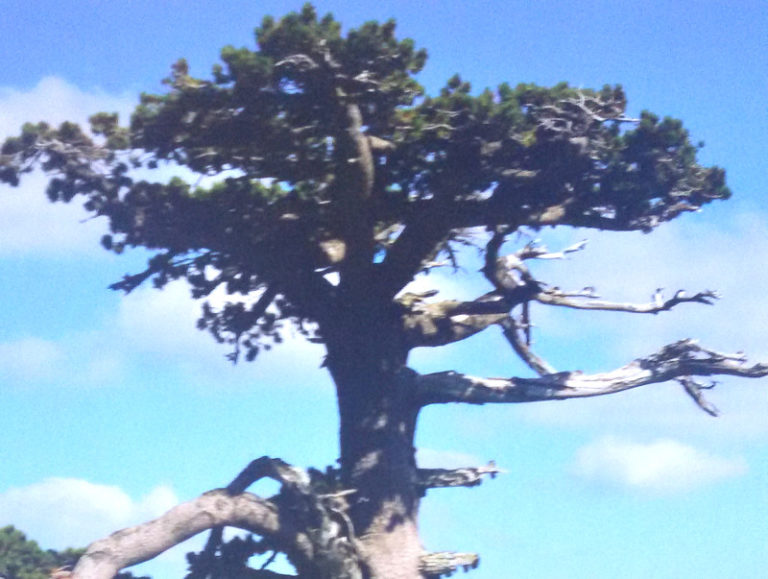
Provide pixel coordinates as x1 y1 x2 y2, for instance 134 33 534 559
325 321 422 579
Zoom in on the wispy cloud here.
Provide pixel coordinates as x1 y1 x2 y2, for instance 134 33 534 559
0 337 65 382
0 477 199 576
0 333 126 390
0 478 177 550
570 436 747 494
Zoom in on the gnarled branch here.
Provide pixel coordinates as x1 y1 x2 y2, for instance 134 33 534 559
416 462 503 492
70 491 283 579
417 340 768 411
70 457 364 579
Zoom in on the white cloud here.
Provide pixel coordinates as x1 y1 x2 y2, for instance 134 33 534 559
0 77 135 256
0 337 65 382
0 333 126 389
114 279 328 388
571 436 747 494
0 76 133 139
0 478 178 551
0 478 204 577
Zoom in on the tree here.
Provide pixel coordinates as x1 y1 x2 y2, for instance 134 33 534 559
1 4 765 577
0 526 148 579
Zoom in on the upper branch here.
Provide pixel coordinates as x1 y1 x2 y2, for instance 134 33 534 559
417 339 768 411
535 288 721 313
399 291 511 348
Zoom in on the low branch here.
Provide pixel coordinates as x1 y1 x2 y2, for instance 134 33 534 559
417 339 768 411
416 462 503 491
420 551 479 578
535 288 720 313
70 457 363 579
70 491 282 578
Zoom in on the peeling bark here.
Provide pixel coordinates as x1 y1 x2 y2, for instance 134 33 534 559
418 340 768 409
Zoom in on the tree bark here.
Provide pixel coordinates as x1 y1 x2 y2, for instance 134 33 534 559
324 313 422 579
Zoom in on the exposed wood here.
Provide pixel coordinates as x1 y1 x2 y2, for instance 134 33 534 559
417 340 768 409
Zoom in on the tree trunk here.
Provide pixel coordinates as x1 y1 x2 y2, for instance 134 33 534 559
324 316 422 579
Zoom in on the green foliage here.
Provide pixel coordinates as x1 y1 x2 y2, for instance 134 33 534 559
0 3 731 363
0 526 149 579
0 525 61 579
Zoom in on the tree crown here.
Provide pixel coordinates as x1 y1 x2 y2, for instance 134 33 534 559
0 3 730 362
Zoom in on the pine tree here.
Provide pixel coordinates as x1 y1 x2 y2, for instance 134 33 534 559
2 5 765 577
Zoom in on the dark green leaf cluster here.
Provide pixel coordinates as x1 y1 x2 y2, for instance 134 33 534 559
0 526 149 579
0 3 731 362
185 532 277 578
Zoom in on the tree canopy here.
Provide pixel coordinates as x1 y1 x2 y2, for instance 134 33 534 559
0 4 730 363
1 5 763 578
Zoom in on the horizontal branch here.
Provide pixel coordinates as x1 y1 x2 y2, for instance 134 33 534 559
420 551 479 577
417 339 768 410
416 462 503 492
535 288 720 313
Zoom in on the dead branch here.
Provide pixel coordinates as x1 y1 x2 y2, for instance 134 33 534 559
535 288 720 314
678 376 720 417
499 316 557 376
69 491 282 579
416 462 503 492
417 339 768 411
69 457 364 579
420 551 479 578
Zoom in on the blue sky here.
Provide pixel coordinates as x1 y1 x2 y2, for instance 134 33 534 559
1 1 767 577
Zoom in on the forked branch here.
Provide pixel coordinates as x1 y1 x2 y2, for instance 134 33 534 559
69 457 363 579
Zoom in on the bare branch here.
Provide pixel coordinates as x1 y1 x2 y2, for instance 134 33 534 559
420 551 479 578
416 462 504 491
499 317 557 376
417 339 768 411
227 456 311 494
70 491 282 579
535 288 720 314
678 376 720 417
517 238 588 260
400 292 511 348
70 457 364 579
